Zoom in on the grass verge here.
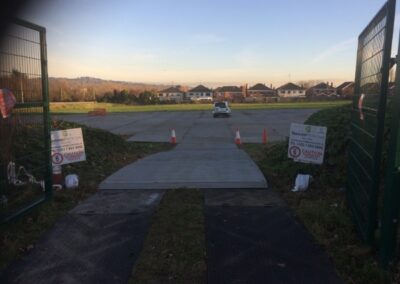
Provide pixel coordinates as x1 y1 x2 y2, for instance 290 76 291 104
50 101 351 114
130 188 206 284
242 104 391 284
0 120 172 270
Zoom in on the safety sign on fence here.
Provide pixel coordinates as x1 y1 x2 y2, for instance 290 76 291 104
51 128 86 166
288 123 327 165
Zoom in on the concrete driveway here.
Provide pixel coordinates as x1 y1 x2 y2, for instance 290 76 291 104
56 109 317 190
56 108 317 143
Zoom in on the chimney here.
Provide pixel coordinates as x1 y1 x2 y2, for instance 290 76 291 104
242 84 248 97
331 82 333 87
270 84 272 89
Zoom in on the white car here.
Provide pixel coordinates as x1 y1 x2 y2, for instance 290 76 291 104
212 101 231 117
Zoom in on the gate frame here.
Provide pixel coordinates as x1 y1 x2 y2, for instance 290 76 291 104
380 47 400 267
347 0 396 244
0 18 52 223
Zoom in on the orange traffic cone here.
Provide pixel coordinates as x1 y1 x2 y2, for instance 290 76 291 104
170 128 177 144
235 128 241 145
262 128 268 144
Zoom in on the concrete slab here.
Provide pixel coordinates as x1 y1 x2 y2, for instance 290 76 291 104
69 190 164 214
99 149 267 189
99 110 269 189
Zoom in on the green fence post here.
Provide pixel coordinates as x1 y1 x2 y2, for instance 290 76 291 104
39 25 53 200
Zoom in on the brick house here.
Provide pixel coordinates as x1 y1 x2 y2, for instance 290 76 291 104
306 82 337 97
186 85 213 102
214 86 244 102
158 86 185 102
336 81 354 97
276 82 306 97
246 83 276 102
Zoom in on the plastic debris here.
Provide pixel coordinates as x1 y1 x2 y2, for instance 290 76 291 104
65 174 79 189
291 174 313 192
0 195 8 206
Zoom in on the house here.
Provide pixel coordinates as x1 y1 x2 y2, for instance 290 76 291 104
276 82 306 97
336 81 354 97
307 82 337 97
214 86 244 102
186 85 213 101
158 86 185 102
248 83 276 97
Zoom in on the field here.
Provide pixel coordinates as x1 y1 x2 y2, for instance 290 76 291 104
50 101 351 114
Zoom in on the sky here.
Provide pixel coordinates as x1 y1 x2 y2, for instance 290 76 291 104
17 0 400 87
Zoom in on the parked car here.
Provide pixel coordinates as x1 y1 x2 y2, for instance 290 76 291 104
212 101 231 117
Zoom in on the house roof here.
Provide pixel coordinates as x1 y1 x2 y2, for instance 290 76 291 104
277 82 304 91
248 83 272 91
336 81 354 90
160 86 184 93
310 83 335 89
188 84 211 92
215 86 242 92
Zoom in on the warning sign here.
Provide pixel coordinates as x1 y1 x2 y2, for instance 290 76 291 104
51 128 86 166
288 123 327 165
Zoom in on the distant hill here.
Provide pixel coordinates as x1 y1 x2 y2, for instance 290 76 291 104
48 76 172 101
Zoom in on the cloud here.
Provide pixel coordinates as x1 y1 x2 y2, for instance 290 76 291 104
312 38 357 63
190 33 225 44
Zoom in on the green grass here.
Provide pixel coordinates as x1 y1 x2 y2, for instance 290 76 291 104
130 188 206 284
241 104 391 284
0 120 172 270
50 101 351 114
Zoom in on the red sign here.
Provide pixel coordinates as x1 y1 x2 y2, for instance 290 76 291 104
289 146 301 158
0 89 16 118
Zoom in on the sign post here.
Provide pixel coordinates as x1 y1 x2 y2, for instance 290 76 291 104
50 128 86 189
51 128 86 166
288 123 327 165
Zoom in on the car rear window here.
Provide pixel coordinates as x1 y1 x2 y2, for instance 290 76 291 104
215 102 227 108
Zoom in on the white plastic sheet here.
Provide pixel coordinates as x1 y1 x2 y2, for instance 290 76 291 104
65 174 79 189
291 174 313 192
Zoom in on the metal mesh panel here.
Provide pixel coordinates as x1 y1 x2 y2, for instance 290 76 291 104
0 19 51 222
347 0 395 243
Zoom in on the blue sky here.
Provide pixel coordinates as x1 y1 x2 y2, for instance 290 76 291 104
19 0 400 87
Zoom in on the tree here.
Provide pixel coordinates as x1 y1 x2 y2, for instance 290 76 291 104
137 91 159 105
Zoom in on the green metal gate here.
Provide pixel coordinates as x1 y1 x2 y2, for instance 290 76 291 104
380 35 400 267
0 18 52 223
346 0 396 244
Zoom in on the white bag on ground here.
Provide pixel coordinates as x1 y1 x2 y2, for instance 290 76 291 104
291 174 312 192
65 174 79 189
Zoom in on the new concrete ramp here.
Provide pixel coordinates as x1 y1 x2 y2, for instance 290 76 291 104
99 146 267 189
100 112 267 189
99 115 268 190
